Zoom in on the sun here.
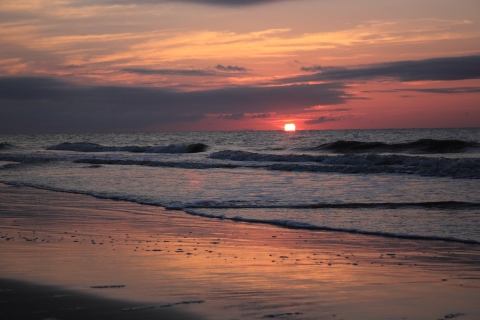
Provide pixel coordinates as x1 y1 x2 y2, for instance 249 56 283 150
284 123 296 131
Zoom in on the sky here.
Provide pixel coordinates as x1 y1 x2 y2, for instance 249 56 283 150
0 0 479 133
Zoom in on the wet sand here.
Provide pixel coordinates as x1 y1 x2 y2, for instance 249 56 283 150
0 183 479 319
0 277 200 320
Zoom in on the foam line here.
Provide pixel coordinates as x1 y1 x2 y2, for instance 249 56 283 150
2 182 479 245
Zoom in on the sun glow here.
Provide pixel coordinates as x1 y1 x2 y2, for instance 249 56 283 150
284 123 296 131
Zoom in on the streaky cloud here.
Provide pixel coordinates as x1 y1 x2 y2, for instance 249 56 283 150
217 113 245 120
75 0 289 7
122 68 216 76
175 0 286 5
306 107 352 112
301 65 323 72
285 55 480 84
304 116 341 125
251 113 271 119
325 108 351 112
215 65 247 72
398 87 480 94
362 87 480 94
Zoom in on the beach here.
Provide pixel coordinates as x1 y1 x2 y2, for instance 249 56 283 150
1 183 479 320
2 0 480 317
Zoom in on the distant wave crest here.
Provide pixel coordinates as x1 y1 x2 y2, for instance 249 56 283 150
74 158 237 169
209 150 480 179
47 142 208 153
308 139 479 154
2 149 479 178
209 150 325 162
0 142 13 149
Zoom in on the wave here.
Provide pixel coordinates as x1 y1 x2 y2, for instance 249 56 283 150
166 200 480 210
209 151 480 179
308 139 479 154
210 150 326 162
266 162 480 179
1 150 479 179
0 154 54 164
0 142 13 149
74 158 239 169
3 182 478 245
181 208 480 245
47 142 208 153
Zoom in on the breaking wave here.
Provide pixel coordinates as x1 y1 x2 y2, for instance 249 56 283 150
209 150 480 179
0 142 13 149
181 208 480 245
209 150 325 162
1 150 479 178
307 139 479 154
47 142 208 153
74 158 238 169
3 181 479 245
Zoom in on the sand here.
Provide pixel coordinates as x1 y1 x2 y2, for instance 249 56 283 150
0 183 479 319
0 277 200 320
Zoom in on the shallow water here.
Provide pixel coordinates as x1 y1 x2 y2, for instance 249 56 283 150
1 185 479 320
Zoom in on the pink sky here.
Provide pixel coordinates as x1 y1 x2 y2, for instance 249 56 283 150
0 0 479 132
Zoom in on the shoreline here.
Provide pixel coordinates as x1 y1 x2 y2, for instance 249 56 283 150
1 183 479 319
4 181 479 245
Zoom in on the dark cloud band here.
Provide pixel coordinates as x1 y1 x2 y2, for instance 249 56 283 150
176 0 285 5
304 116 341 125
399 87 480 94
289 55 480 84
217 113 245 120
215 65 247 72
363 87 480 94
0 77 348 133
74 0 288 7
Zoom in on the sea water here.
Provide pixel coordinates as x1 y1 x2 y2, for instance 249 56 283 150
0 128 479 243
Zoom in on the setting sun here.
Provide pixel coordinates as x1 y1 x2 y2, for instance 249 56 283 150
284 123 296 131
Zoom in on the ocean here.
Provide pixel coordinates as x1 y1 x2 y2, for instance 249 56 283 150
1 128 479 244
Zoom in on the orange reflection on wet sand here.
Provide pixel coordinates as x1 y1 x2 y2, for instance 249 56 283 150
0 184 479 319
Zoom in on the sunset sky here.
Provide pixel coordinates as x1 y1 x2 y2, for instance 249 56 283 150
1 0 479 133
